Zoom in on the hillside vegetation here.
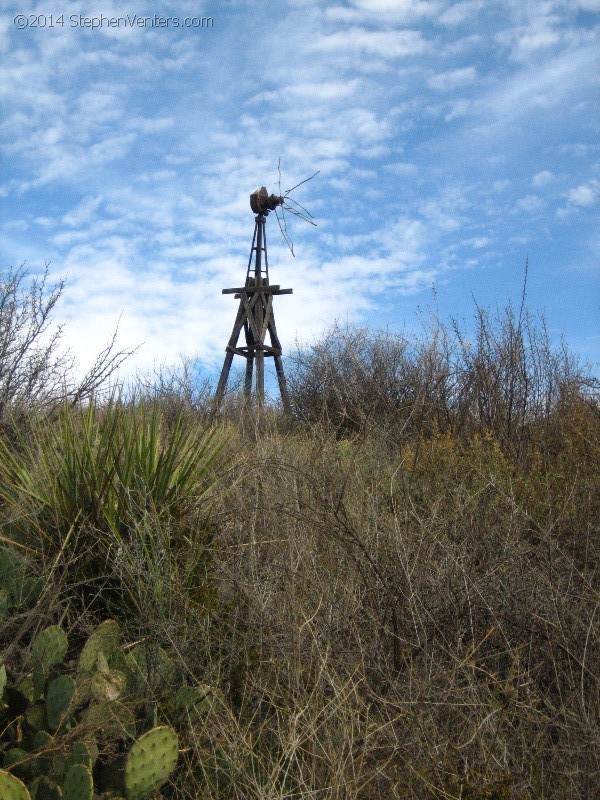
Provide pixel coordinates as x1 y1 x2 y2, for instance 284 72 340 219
0 270 598 799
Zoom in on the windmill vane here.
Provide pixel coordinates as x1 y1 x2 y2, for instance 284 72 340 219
250 187 284 215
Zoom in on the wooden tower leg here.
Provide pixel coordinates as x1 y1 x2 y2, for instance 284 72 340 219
268 314 291 413
244 320 254 400
215 351 234 405
215 298 247 406
273 353 291 413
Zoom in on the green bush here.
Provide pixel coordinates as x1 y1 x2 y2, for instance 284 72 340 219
0 398 227 620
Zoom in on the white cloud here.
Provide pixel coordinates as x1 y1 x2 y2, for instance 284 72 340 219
473 44 599 129
384 161 418 176
249 79 363 105
310 27 430 59
326 0 445 24
0 0 598 383
532 170 555 187
465 236 490 249
560 0 600 10
445 98 471 121
516 195 543 213
428 65 477 92
566 181 598 207
437 1 485 27
62 196 104 227
350 0 441 12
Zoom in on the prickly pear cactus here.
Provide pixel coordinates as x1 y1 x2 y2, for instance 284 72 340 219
0 769 31 799
76 620 126 707
82 699 136 742
4 747 31 779
31 626 68 673
62 764 93 800
174 683 218 720
1 619 182 799
65 740 95 771
26 700 46 731
46 675 75 732
77 620 121 675
30 730 53 776
124 726 178 800
91 668 126 703
125 644 174 698
29 776 62 799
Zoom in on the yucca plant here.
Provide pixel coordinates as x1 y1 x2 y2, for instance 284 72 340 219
0 397 227 584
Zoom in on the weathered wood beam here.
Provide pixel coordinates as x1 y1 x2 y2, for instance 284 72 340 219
223 286 293 295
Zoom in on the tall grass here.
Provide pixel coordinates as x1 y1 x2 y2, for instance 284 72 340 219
0 300 597 799
0 397 228 639
0 397 225 550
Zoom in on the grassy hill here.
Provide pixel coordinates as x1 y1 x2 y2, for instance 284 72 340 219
0 298 598 799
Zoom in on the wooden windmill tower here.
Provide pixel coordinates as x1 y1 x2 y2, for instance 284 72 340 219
214 187 294 412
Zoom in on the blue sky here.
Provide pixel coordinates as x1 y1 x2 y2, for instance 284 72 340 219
1 0 598 384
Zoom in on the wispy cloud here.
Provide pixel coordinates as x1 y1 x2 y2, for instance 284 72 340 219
0 0 598 379
427 66 477 92
557 179 600 217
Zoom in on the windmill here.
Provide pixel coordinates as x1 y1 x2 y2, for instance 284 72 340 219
214 169 318 412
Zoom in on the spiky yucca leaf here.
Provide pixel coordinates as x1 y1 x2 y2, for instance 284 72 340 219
0 398 226 556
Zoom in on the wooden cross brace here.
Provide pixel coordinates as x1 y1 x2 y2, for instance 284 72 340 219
214 283 293 412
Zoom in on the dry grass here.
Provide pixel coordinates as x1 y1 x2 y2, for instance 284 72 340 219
179 402 598 799
0 306 598 799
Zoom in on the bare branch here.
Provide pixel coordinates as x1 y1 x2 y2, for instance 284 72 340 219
0 265 137 419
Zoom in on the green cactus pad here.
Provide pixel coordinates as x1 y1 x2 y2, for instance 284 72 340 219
29 776 62 799
62 764 93 800
0 770 31 800
124 726 178 800
0 662 7 695
31 626 68 673
31 731 53 776
46 675 75 731
3 748 31 779
26 700 46 731
82 700 135 741
65 741 93 771
174 683 217 718
91 669 126 703
32 663 45 702
18 674 34 702
77 620 122 675
125 645 174 697
33 730 53 749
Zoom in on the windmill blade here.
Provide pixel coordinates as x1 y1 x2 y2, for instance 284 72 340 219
284 170 320 196
282 204 318 226
275 206 295 256
278 157 283 198
284 195 315 219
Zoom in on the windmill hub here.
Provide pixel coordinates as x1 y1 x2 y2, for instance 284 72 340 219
250 187 284 215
